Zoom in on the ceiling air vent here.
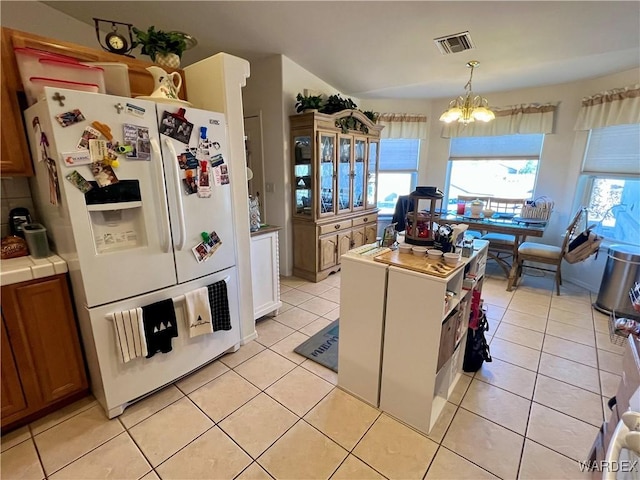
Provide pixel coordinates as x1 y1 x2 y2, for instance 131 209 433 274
434 31 475 55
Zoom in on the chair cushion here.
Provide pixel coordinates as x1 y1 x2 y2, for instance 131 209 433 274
466 230 483 239
482 233 515 245
518 241 562 259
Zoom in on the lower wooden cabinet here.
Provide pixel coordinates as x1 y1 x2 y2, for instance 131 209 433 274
294 211 378 282
1 274 88 430
1 319 27 420
351 226 366 250
319 235 338 271
365 223 377 244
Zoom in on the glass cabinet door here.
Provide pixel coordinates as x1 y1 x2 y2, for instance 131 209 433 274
293 135 312 217
353 137 366 210
338 135 352 213
366 139 380 210
318 132 336 217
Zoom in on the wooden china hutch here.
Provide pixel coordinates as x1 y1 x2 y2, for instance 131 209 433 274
290 110 383 282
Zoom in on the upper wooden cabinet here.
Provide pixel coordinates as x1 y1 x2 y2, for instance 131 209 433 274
290 110 383 282
0 27 188 177
290 110 383 221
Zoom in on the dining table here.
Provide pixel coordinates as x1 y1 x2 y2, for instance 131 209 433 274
436 212 549 291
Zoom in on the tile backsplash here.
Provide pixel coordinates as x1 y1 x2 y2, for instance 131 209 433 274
1 178 36 237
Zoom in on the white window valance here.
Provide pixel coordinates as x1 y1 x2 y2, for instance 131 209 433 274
441 103 558 138
574 84 640 130
377 113 428 139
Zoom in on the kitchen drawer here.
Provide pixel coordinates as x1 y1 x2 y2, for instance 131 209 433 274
352 214 378 227
319 219 352 235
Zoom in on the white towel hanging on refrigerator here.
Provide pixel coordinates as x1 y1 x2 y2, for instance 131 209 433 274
112 307 148 363
184 287 213 338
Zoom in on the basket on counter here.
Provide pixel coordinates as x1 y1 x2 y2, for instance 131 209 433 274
609 310 638 346
520 197 554 221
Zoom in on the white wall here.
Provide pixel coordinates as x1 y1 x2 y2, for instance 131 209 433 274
426 68 640 292
243 55 287 271
1 1 97 45
243 54 356 276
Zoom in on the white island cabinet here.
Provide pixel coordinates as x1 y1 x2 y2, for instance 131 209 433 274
338 250 389 407
250 226 282 320
338 240 488 435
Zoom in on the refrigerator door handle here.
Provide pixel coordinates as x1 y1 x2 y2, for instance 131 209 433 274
163 137 187 251
150 138 172 253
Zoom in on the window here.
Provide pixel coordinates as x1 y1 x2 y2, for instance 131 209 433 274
376 139 420 215
580 124 640 246
446 134 544 211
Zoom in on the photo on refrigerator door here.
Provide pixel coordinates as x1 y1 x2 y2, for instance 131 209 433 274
90 162 119 187
77 126 101 149
182 169 198 195
191 230 222 263
122 124 151 160
197 160 211 198
159 111 193 144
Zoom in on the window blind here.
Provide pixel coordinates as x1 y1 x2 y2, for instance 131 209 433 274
379 139 420 171
449 134 544 159
582 123 640 174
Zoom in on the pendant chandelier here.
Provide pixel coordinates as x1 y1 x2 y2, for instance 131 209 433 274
439 60 495 125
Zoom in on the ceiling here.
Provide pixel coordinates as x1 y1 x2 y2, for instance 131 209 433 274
44 1 640 100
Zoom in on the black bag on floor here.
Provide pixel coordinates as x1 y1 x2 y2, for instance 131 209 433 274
463 312 492 372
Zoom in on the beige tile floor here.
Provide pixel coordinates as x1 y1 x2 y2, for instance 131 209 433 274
1 264 616 479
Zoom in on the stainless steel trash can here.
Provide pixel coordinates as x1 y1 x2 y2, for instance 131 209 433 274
595 245 640 319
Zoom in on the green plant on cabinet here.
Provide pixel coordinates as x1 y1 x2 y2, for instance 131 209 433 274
132 26 188 61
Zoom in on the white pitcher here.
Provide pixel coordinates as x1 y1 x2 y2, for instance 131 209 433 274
146 66 182 100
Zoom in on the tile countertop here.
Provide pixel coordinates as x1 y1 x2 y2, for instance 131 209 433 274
0 255 68 286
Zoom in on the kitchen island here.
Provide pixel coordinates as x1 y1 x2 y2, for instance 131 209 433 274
339 240 488 435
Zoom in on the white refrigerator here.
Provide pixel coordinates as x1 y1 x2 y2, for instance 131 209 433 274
25 87 242 418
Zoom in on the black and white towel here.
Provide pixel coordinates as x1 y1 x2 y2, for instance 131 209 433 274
184 287 213 338
112 307 147 363
141 299 178 357
207 280 231 331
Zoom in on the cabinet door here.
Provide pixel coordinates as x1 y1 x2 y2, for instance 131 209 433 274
250 231 281 320
0 29 32 177
353 137 367 211
338 231 352 261
1 317 27 420
293 133 313 217
2 276 87 406
319 235 337 271
365 223 378 245
351 226 366 249
317 132 336 217
366 139 380 210
337 135 353 213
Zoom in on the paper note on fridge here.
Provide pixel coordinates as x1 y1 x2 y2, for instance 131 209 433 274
61 150 92 167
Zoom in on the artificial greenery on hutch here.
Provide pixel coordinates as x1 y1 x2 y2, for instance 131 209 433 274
294 92 379 134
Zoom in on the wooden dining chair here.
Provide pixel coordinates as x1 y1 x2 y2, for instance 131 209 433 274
481 198 528 276
513 208 585 295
